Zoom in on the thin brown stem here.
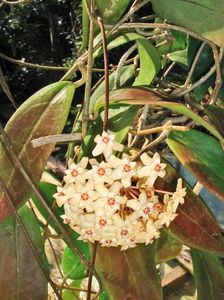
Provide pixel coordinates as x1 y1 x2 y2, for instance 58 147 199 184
130 124 189 136
61 0 150 81
31 133 82 148
87 242 98 300
82 0 96 137
1 0 26 4
97 17 109 132
0 52 68 71
83 0 98 24
133 121 172 161
0 65 17 109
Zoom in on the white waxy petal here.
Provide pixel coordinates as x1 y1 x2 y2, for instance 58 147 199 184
92 143 103 157
140 153 152 166
126 199 141 211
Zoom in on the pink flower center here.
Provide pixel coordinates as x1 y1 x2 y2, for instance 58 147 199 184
155 164 161 172
67 198 72 205
71 169 78 177
121 229 128 236
86 229 93 236
81 193 89 201
107 197 116 205
143 207 150 214
59 191 65 196
102 136 110 144
97 167 106 176
99 219 107 227
123 164 131 173
63 217 71 224
106 239 112 245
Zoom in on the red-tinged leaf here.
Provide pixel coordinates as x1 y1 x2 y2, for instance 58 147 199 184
0 205 48 300
205 104 224 138
167 130 224 202
191 248 224 300
0 81 75 222
92 87 224 143
156 230 182 263
155 162 224 256
96 244 162 300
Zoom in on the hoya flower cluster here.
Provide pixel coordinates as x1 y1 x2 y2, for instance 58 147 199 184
54 131 186 250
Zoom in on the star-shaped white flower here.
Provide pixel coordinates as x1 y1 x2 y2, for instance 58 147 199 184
138 152 166 186
94 182 125 216
92 131 124 160
84 160 113 184
70 180 99 212
126 191 159 221
109 155 136 187
64 157 88 184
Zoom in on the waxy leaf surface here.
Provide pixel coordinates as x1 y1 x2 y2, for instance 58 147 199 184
92 87 224 142
156 230 182 263
94 32 142 58
152 0 224 46
134 39 161 86
205 104 224 138
0 82 75 222
167 130 224 202
0 205 48 300
81 0 132 50
191 248 224 300
155 162 224 255
61 245 90 280
96 244 162 300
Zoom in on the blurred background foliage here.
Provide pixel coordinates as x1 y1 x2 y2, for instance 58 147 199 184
0 0 82 122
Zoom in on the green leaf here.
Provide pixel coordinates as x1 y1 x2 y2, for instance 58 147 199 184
91 87 224 143
80 66 136 158
167 129 224 202
152 0 224 47
61 245 90 280
133 39 161 86
191 249 224 300
156 230 182 263
205 104 224 138
62 280 82 300
0 205 48 300
157 29 187 55
0 81 75 222
81 0 133 51
96 0 132 25
168 48 188 66
80 1 90 51
94 32 142 58
96 244 162 300
89 65 135 112
155 161 224 255
108 105 139 143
